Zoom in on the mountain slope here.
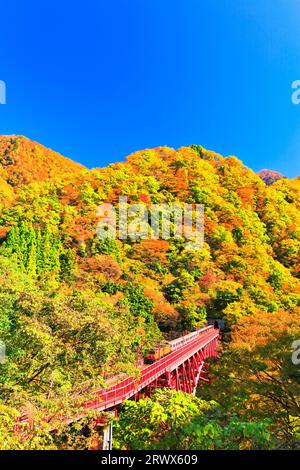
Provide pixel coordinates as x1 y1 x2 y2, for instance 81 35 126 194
0 135 84 187
0 139 299 327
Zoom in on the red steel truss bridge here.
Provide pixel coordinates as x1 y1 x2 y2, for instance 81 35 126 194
83 325 220 413
17 325 220 430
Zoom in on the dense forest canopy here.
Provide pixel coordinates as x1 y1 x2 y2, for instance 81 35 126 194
0 135 299 449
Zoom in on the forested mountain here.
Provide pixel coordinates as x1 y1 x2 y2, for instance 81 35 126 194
0 137 299 449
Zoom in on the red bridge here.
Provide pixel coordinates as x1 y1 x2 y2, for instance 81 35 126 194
17 325 220 432
83 325 220 413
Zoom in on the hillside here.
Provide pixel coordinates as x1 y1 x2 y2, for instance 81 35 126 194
0 137 299 449
1 138 300 326
0 135 84 187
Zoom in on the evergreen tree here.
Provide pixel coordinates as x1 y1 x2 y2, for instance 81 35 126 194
59 248 75 283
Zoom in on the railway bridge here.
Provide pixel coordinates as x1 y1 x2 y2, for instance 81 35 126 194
85 325 220 412
17 325 220 447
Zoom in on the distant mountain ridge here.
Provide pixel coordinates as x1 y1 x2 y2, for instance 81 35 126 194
257 169 285 186
0 135 290 189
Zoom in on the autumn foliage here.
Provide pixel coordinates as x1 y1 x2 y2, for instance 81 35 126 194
0 136 299 449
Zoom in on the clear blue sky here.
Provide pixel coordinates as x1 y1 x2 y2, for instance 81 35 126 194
1 0 300 177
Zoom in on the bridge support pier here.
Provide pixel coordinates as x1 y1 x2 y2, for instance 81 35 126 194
102 421 113 450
